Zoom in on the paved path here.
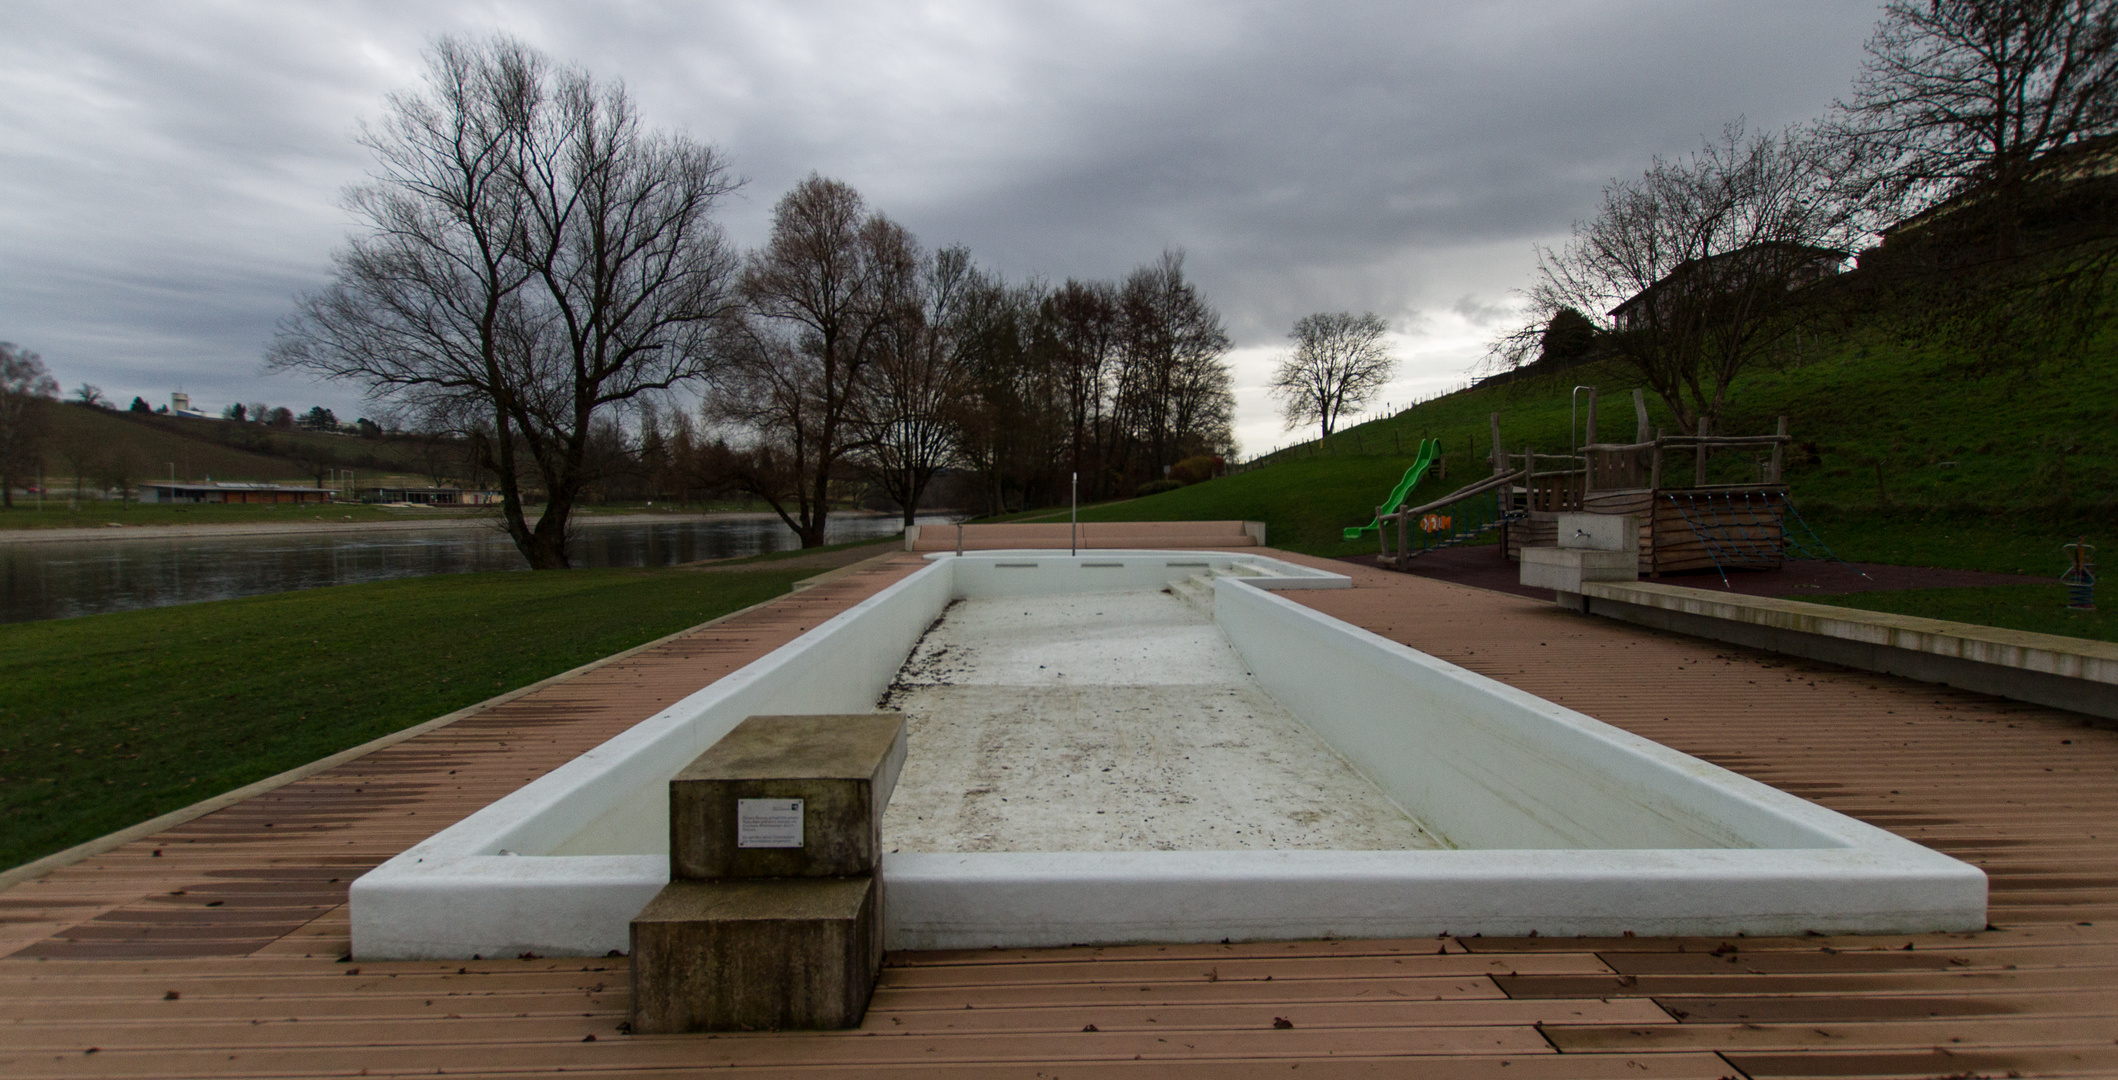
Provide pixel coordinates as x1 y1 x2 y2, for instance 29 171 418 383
1 549 2113 1078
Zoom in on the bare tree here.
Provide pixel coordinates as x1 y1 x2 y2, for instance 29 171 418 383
0 343 57 508
855 244 974 526
1039 279 1121 495
947 272 1046 514
1112 251 1235 474
712 176 918 546
1832 0 2118 257
271 35 740 568
54 420 104 504
1270 311 1396 439
1527 123 1858 435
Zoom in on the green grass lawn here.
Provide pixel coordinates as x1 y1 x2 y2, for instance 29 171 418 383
0 566 809 871
1800 584 2113 644
1794 511 2105 577
1049 454 1535 558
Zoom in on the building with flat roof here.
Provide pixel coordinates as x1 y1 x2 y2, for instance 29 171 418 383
139 482 334 504
356 486 500 505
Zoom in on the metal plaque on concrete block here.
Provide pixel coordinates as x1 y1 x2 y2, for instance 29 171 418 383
737 798 804 848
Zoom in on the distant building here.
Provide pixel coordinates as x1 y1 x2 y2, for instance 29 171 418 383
356 485 501 506
1609 243 1846 331
1865 133 2118 268
168 392 210 419
139 481 334 504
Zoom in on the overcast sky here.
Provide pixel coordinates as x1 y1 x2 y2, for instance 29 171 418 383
0 1 1884 456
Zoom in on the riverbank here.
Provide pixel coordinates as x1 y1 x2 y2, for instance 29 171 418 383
0 509 910 545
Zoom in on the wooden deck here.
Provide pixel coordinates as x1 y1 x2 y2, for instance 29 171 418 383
4 550 2115 1078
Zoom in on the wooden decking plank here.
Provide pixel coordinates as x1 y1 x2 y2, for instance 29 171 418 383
3 1055 1744 1080
1725 1045 2118 1078
1652 989 2118 1021
872 951 1615 987
870 973 1506 1009
1598 944 2118 974
0 997 1674 1052
1496 967 2118 998
1543 1015 2118 1052
885 935 1473 966
0 1026 1561 1077
2 549 2114 1074
0 990 623 1022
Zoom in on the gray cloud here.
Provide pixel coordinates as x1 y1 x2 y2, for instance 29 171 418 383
0 0 1883 448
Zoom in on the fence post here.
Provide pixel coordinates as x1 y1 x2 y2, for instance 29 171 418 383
1694 417 1710 487
1769 416 1788 484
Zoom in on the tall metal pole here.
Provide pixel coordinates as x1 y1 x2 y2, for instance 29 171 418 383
1070 472 1078 557
1569 385 1596 458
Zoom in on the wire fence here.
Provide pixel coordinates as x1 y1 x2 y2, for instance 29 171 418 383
1231 380 1478 474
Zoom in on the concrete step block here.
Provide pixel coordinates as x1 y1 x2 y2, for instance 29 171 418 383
1168 574 1214 613
671 714 907 880
629 876 880 1033
1521 546 1639 592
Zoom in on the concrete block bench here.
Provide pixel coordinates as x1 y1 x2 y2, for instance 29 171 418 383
1578 580 2118 723
631 714 907 1033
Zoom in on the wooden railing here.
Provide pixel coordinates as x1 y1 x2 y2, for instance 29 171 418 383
1376 468 1524 565
1592 432 1787 495
1583 427 1792 491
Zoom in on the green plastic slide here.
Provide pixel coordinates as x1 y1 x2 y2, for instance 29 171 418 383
1343 438 1439 540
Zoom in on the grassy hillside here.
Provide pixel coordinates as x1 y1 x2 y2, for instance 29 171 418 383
24 402 459 493
31 402 315 489
1077 311 2114 576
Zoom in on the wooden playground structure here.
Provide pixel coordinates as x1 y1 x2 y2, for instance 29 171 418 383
1375 389 1798 578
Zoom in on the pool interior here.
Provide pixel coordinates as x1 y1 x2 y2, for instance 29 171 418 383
878 588 1443 853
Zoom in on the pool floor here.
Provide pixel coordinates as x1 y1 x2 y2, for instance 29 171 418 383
878 589 1443 853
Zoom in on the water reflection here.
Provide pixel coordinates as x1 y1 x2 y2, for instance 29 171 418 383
2 513 953 624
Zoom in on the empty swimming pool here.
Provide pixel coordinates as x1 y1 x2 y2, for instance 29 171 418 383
351 551 1985 959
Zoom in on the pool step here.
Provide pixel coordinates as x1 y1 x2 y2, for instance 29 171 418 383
1168 573 1215 613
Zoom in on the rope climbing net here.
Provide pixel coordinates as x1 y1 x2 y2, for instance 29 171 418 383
1399 488 1525 560
1664 491 1864 587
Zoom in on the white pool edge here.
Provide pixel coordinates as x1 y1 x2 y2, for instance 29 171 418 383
351 552 1985 959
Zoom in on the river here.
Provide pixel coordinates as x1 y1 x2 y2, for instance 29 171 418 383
1 513 952 624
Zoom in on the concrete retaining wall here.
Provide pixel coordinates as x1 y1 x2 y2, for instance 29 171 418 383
1582 581 2118 723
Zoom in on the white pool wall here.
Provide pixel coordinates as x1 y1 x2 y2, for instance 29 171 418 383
883 847 1973 947
351 552 1339 958
351 551 1985 960
883 574 1983 948
1213 579 1845 851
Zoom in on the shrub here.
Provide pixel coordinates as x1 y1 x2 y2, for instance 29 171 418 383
1133 479 1184 497
1169 455 1223 485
